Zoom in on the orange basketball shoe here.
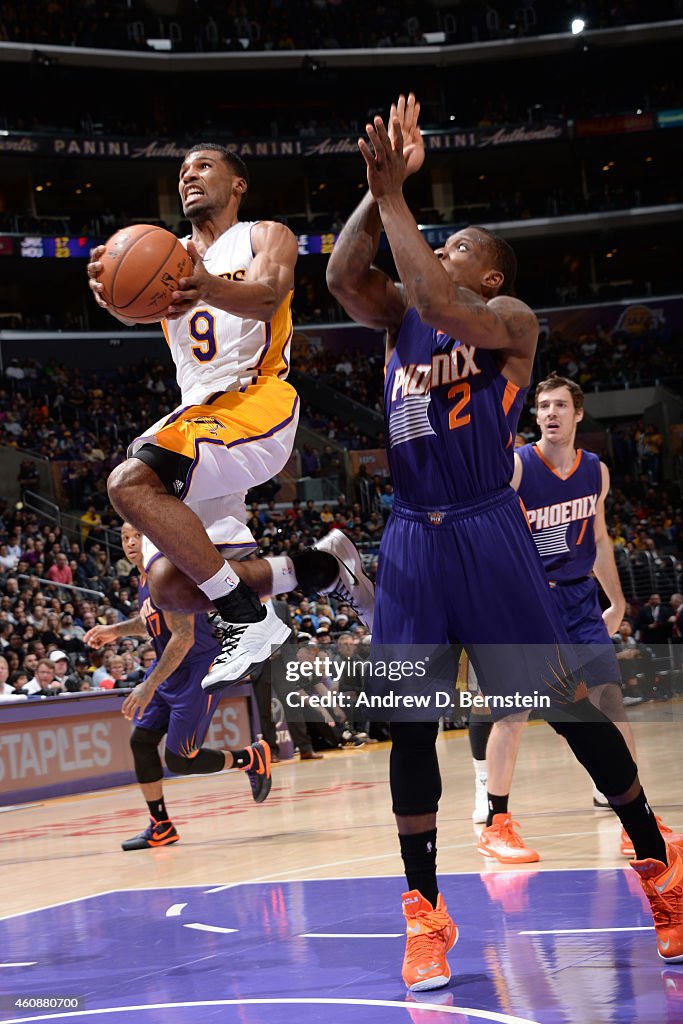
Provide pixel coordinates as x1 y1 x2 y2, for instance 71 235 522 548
621 817 683 858
477 814 540 864
631 844 683 962
121 818 179 851
401 890 458 992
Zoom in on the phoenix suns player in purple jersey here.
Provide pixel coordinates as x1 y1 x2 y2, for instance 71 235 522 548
84 523 271 851
327 93 683 990
475 373 683 863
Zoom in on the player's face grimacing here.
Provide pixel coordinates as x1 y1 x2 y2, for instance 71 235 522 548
178 151 235 219
121 524 144 569
536 386 583 445
434 230 496 295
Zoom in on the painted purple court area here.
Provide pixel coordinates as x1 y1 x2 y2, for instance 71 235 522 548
0 871 681 1024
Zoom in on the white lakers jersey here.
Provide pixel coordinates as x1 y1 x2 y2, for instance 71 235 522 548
161 221 293 405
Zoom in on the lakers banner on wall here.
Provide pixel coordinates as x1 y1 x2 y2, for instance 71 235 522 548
0 691 251 805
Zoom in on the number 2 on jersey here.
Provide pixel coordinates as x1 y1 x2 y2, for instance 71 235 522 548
190 310 217 362
448 382 471 430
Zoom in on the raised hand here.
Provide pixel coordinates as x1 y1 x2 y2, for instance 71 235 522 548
390 93 424 177
358 115 407 201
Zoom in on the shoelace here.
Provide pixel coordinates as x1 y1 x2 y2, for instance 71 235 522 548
646 881 683 928
328 581 362 616
209 616 248 661
490 818 527 848
405 907 453 965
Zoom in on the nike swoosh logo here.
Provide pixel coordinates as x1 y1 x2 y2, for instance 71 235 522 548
406 924 421 935
660 938 671 951
338 557 360 586
416 964 440 975
656 867 677 893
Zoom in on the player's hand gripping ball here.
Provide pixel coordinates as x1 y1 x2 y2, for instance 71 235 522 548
97 224 192 322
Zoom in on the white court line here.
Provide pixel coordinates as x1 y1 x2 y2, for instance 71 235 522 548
0 803 43 814
0 887 217 923
183 923 238 934
204 863 631 894
0 961 37 966
520 926 654 936
0 996 542 1024
301 933 402 938
165 904 187 917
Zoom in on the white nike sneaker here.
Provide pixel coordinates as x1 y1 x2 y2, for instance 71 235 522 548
314 529 375 630
201 599 291 693
472 762 488 824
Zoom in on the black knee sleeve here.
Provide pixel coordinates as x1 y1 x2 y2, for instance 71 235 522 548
165 747 226 776
130 726 165 785
546 698 638 797
390 721 441 816
132 443 193 498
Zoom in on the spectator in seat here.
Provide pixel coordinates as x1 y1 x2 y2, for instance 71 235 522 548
21 657 55 695
65 655 93 692
635 593 673 646
47 649 71 692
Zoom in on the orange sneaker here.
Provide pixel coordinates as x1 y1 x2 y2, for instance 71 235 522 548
631 843 683 962
477 814 540 864
621 817 683 858
401 890 458 991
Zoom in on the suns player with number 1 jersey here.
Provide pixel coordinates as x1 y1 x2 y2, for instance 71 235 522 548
477 372 683 863
327 94 682 991
87 144 299 687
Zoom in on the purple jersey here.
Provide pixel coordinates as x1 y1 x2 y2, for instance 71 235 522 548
136 574 220 756
384 307 527 506
517 444 602 582
138 574 219 669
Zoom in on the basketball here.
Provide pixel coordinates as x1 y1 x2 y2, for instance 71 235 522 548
98 224 192 322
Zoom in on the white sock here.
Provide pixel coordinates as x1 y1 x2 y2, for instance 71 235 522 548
267 556 298 595
473 757 488 782
198 561 240 602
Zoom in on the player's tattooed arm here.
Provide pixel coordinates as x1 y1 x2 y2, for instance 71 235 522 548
326 193 406 331
143 612 196 691
85 614 148 648
326 93 423 333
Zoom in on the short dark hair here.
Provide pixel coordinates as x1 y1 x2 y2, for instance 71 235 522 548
471 226 517 295
183 143 250 189
535 372 584 411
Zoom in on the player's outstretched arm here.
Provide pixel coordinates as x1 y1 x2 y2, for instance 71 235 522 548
167 223 298 322
121 612 195 721
84 615 148 649
362 116 537 361
326 94 423 332
326 192 406 332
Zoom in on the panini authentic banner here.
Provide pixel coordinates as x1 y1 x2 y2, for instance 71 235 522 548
0 121 568 161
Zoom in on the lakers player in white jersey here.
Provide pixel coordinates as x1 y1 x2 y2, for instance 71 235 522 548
88 144 374 689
